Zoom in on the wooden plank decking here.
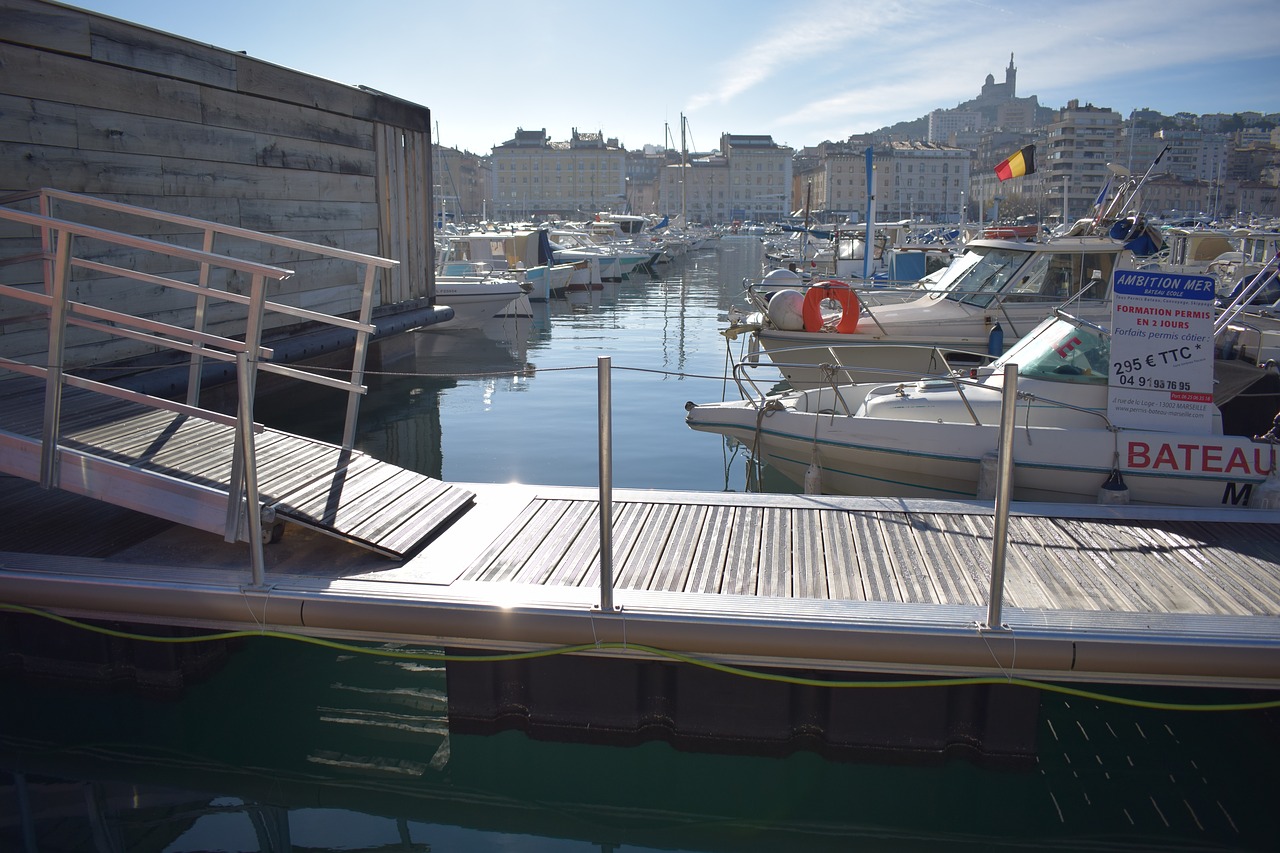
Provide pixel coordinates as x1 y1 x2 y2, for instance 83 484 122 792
1 477 1278 687
0 380 474 559
460 494 1280 618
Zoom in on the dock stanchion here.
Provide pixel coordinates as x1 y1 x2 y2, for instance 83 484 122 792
597 356 615 612
984 364 1018 631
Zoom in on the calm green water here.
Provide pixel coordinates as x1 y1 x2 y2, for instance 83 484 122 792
3 239 1277 851
3 636 1276 851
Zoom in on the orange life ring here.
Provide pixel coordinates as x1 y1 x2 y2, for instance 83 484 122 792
802 281 859 333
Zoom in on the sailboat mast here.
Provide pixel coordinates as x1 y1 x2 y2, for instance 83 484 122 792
680 113 688 223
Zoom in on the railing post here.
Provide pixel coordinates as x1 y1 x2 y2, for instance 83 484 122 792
340 263 378 451
39 229 73 489
597 355 615 612
236 351 267 587
983 363 1018 631
186 227 216 406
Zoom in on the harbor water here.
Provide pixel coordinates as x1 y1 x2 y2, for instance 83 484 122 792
2 238 1278 851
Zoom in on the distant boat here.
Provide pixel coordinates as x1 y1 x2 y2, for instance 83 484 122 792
429 265 531 330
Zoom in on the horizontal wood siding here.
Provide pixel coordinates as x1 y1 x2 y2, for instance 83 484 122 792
0 0 431 372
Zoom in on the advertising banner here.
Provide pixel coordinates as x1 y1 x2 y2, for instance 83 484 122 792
1107 270 1217 433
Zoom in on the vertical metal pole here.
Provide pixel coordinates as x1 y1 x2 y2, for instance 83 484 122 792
186 228 216 407
597 356 614 612
40 230 73 489
341 263 378 451
984 363 1018 630
236 350 266 587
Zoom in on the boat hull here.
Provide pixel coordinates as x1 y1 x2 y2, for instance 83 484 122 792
685 397 1274 508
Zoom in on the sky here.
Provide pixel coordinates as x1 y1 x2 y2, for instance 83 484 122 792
66 0 1280 155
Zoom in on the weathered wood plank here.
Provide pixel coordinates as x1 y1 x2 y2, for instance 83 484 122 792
648 503 706 593
458 498 549 582
819 509 865 601
72 106 376 176
791 507 826 599
546 500 602 588
879 513 938 604
0 0 93 57
937 513 1042 610
1180 521 1280 612
1035 518 1146 611
610 502 664 591
1122 522 1248 615
514 499 591 585
198 86 374 150
0 93 78 147
849 512 900 602
269 453 381 519
1011 517 1135 612
756 507 791 598
89 15 237 89
684 503 734 594
351 477 460 545
0 41 204 123
720 506 761 596
909 513 977 606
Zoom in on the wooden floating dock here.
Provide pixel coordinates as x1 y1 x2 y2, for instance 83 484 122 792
2 478 1278 687
3 473 1279 763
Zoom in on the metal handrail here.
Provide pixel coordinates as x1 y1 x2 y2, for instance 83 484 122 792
10 188 396 448
0 192 401 585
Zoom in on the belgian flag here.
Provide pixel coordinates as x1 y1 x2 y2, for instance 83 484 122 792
994 145 1035 181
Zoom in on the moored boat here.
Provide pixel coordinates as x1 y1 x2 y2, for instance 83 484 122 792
688 308 1280 507
733 233 1147 389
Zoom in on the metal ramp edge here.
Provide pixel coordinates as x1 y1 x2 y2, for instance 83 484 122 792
0 422 476 561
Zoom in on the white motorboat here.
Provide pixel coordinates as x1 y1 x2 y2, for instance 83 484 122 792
731 232 1147 389
430 269 532 331
687 311 1280 508
440 229 576 302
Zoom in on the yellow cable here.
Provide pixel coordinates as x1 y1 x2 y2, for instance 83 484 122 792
3 602 1277 712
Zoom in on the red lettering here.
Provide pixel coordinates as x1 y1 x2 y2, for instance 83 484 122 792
1255 448 1275 476
1127 442 1151 469
1176 444 1197 469
1200 445 1223 473
1153 444 1178 469
1224 447 1251 474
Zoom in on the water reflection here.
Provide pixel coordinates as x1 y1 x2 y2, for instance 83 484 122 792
4 637 1277 852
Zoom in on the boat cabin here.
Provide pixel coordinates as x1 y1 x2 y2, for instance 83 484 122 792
933 237 1122 309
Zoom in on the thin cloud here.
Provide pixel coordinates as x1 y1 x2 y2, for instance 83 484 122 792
685 1 907 112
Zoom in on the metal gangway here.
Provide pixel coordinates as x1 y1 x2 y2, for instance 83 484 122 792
0 189 473 578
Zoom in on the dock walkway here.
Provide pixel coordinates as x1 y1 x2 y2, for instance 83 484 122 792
2 477 1278 690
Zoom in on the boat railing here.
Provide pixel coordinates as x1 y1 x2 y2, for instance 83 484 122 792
729 345 1116 430
1214 252 1280 335
0 188 398 585
729 341 992 408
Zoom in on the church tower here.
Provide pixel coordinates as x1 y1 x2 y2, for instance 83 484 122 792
1005 53 1017 98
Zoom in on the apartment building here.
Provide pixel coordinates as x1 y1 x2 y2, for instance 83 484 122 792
1043 100 1123 222
489 128 627 221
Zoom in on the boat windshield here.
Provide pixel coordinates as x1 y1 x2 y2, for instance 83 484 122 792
996 317 1110 385
940 247 1030 307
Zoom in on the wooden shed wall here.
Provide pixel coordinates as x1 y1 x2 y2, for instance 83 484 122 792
0 0 434 369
